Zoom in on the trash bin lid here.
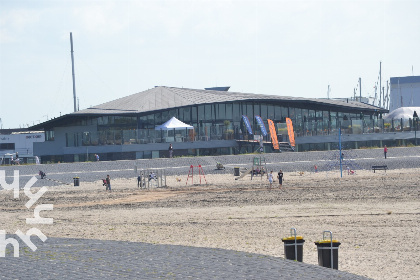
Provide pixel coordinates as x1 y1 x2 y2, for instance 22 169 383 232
282 236 304 241
73 177 79 179
316 239 340 243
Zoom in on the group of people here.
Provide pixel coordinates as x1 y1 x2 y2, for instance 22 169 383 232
101 145 391 191
136 172 157 188
10 152 20 165
268 169 283 189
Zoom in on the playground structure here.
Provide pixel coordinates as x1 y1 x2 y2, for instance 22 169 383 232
323 130 362 176
134 163 167 189
235 156 267 180
186 165 207 185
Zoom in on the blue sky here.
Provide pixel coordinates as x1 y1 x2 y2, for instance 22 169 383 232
1 0 419 129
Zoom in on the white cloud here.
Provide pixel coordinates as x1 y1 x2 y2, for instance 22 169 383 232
0 8 41 43
72 1 130 35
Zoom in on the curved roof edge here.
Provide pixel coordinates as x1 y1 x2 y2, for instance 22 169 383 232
30 86 387 130
71 86 386 115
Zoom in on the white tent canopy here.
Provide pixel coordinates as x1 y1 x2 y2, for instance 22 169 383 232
384 107 420 120
155 117 194 130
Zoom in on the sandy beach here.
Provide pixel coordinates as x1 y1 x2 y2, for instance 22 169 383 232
1 167 419 280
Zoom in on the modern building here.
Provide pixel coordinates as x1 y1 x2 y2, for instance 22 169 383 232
389 76 420 111
30 86 388 163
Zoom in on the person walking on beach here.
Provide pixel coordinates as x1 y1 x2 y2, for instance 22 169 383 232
168 144 173 158
105 174 111 191
384 145 388 159
137 174 143 188
277 169 283 188
268 171 274 188
39 170 46 179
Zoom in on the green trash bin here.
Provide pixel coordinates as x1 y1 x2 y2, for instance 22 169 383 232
73 177 80 187
234 167 240 176
315 231 341 269
281 235 305 262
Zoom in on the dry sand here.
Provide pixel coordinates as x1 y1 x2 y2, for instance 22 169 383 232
1 168 419 280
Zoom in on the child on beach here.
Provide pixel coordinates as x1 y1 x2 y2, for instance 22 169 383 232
105 175 111 191
268 171 273 188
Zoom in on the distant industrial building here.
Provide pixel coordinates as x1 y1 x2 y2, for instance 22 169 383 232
389 76 420 111
0 129 44 164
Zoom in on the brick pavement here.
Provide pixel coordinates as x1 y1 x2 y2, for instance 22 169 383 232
0 236 370 279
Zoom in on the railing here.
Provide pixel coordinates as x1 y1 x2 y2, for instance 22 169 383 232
63 118 420 147
294 118 419 137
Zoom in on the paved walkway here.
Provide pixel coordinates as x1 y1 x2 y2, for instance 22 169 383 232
0 236 370 279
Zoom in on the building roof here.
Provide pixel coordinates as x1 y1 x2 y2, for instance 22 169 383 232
71 86 383 116
390 76 420 85
30 86 386 130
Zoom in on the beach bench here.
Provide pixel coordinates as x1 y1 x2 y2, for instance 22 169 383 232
372 165 388 173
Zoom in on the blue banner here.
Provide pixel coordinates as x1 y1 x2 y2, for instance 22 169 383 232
255 115 267 136
242 115 253 135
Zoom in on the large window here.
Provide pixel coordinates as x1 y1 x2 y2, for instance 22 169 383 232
226 103 232 120
280 106 288 121
181 107 191 122
0 143 15 150
267 105 274 120
82 132 91 146
161 110 169 123
45 129 55 141
205 104 213 121
198 105 205 121
218 103 226 120
233 103 240 121
154 112 162 125
275 106 282 121
66 133 78 147
192 106 198 122
253 103 260 117
260 104 268 119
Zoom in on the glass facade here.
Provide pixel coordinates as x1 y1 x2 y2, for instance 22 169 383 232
52 101 382 148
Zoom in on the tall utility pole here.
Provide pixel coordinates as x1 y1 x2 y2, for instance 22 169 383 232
379 61 382 108
327 85 330 99
70 32 77 112
359 77 362 101
386 81 390 109
382 87 385 108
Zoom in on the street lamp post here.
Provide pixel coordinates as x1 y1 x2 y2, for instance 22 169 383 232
413 111 418 146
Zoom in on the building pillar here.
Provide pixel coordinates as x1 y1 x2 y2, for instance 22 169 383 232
380 140 383 147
